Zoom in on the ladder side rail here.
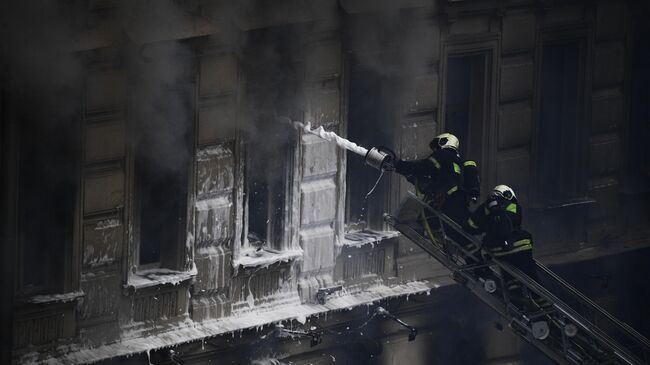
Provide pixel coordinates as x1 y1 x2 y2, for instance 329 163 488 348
407 195 646 364
390 217 572 365
496 259 643 365
534 260 650 353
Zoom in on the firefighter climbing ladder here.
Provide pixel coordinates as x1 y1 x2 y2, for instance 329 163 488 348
385 194 650 365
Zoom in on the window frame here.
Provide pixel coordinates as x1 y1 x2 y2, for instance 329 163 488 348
125 44 197 276
439 35 500 196
242 121 296 253
530 26 593 209
343 53 400 233
14 115 82 298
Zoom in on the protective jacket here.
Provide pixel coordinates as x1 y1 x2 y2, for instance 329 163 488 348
466 197 532 256
394 147 462 203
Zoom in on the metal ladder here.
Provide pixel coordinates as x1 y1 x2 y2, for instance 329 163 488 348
385 194 650 365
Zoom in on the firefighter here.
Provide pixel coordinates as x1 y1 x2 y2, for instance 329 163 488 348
393 133 477 252
466 185 539 305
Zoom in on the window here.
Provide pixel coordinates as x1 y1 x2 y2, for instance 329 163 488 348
537 40 584 203
131 42 194 270
241 26 298 255
627 28 650 181
245 119 292 252
134 138 190 269
18 118 77 295
345 63 395 231
445 53 488 165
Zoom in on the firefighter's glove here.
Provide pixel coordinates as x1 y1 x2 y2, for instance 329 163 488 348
382 155 396 172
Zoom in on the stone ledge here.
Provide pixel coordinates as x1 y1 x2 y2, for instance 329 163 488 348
340 229 400 248
23 280 437 364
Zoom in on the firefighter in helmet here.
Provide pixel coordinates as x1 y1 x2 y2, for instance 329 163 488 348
466 185 539 304
394 133 480 250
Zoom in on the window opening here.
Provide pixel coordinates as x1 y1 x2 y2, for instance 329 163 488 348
18 119 76 295
538 41 582 202
346 64 395 231
445 53 487 164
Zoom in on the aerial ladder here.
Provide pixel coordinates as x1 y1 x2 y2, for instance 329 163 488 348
385 193 650 365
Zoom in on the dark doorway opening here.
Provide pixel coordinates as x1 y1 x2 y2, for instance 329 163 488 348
445 54 487 164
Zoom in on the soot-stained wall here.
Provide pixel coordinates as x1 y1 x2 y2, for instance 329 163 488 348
1 0 649 364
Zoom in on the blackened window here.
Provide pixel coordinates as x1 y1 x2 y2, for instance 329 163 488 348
538 41 583 202
132 42 194 269
246 120 291 251
135 144 190 267
18 119 77 295
445 53 487 164
242 26 297 252
346 64 395 231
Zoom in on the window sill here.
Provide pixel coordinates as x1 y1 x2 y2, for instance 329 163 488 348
25 290 85 305
532 197 596 211
235 248 303 268
340 229 400 248
125 265 197 291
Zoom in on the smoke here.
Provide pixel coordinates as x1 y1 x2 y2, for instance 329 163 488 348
346 7 438 107
2 1 82 120
127 40 194 172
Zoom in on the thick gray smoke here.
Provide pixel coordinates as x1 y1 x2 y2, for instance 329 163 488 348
127 40 194 172
2 1 82 120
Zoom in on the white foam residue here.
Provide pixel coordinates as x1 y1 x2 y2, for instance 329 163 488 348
94 219 121 230
28 290 84 304
195 244 226 257
234 248 303 268
340 229 400 248
196 144 233 161
27 280 435 364
127 268 197 290
251 356 287 365
195 196 232 211
246 292 255 309
294 121 368 157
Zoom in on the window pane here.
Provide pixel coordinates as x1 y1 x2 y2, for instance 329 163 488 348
445 54 486 163
246 119 290 251
133 42 193 268
346 65 394 230
19 119 75 294
539 41 580 201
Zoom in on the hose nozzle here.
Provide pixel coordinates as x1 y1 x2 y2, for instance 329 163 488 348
365 146 396 171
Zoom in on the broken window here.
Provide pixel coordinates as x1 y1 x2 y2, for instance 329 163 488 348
537 40 584 202
445 53 488 165
18 118 78 295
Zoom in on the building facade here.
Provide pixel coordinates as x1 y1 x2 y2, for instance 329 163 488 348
1 0 648 364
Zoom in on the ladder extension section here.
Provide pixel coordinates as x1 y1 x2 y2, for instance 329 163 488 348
385 194 650 365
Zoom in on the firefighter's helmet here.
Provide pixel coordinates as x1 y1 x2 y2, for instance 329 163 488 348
430 133 459 151
492 184 516 201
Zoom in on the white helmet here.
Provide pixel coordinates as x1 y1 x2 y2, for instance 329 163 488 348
430 133 459 151
492 184 516 201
